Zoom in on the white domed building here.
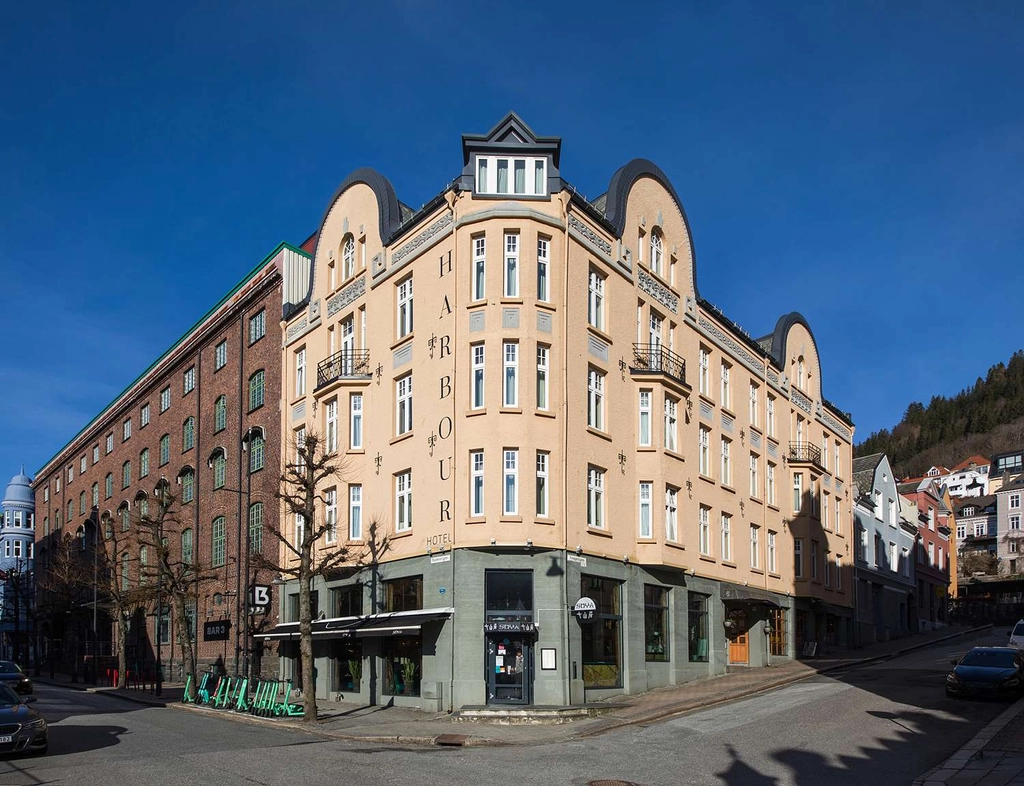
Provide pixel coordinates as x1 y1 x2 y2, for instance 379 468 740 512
0 469 36 665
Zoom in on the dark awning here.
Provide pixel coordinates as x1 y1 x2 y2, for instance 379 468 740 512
253 608 453 641
720 584 786 607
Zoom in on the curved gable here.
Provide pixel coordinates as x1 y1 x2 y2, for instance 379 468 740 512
769 312 823 397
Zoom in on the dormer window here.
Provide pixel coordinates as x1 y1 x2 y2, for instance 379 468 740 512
476 155 547 196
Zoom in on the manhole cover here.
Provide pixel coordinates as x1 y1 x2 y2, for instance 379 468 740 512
589 781 640 786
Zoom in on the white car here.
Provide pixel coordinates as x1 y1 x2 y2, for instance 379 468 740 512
1009 620 1024 649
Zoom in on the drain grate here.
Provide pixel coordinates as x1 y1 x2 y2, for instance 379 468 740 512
435 734 470 746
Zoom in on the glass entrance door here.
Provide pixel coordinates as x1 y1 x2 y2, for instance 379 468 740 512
486 636 531 704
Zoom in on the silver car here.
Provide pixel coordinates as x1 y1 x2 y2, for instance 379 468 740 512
1009 620 1024 649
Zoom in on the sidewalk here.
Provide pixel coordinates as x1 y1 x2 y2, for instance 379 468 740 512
34 672 185 708
180 623 993 747
36 624 991 747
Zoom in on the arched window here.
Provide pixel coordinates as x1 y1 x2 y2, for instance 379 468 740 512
342 235 356 280
120 551 130 590
180 467 195 504
214 396 227 433
249 502 263 554
140 448 150 478
122 460 131 489
248 371 265 411
211 517 226 567
159 434 171 466
249 432 265 473
210 448 227 489
79 491 87 515
650 229 664 277
119 502 130 531
183 417 195 452
797 357 805 390
181 528 194 565
135 490 149 521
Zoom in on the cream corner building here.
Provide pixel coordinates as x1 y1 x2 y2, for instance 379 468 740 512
267 113 855 709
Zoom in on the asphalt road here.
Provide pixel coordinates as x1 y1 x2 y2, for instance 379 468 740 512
0 633 1013 786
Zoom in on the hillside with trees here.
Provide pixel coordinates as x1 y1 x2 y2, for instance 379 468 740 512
855 350 1024 477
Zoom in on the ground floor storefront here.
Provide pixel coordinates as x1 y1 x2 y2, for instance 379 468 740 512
853 572 915 646
262 548 808 711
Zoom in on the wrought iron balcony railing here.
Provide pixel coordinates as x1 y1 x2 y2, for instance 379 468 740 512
631 343 686 385
788 441 823 467
317 349 371 389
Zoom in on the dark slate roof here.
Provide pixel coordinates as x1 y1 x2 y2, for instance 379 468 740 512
897 481 920 495
591 193 607 214
996 477 1024 494
953 495 997 514
852 453 884 495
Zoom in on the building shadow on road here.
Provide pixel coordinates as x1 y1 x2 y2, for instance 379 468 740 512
47 724 128 756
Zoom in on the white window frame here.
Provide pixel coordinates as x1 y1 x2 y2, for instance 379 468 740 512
749 382 759 426
473 236 486 301
639 482 652 539
721 513 732 561
140 404 150 429
1012 494 1022 510
395 471 412 532
767 395 776 438
768 530 777 573
295 348 306 397
536 451 549 518
397 276 414 339
349 485 362 540
699 505 711 555
215 340 227 370
183 365 195 394
472 343 486 410
794 538 804 578
503 343 519 408
350 393 363 450
503 232 519 297
793 472 803 513
588 269 605 330
123 417 132 442
699 347 710 396
475 154 548 196
750 525 760 569
324 488 338 545
503 449 519 516
699 426 711 476
720 362 731 409
396 374 413 435
665 486 678 542
721 437 732 486
325 399 338 453
664 395 678 452
470 451 485 517
587 368 605 430
639 389 652 447
650 230 664 277
749 453 759 498
536 345 549 411
537 236 550 302
342 236 355 280
587 466 604 529
160 387 171 413
835 496 842 535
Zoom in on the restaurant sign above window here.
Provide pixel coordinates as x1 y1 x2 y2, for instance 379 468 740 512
483 621 537 633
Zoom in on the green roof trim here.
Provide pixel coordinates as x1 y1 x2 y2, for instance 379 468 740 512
36 241 310 478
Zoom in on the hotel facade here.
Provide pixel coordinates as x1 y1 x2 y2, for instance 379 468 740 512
266 113 856 710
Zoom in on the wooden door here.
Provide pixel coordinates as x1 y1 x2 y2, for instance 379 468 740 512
727 609 749 664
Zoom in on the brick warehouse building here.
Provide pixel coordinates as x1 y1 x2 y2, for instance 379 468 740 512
33 239 309 680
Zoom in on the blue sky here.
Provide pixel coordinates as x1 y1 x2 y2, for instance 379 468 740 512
1 1 1022 481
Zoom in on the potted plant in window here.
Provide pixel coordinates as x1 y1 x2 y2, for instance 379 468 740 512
401 659 418 696
348 659 362 691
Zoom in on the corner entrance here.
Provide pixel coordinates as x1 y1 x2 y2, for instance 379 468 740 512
486 635 532 704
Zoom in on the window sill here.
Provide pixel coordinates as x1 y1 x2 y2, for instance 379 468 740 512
586 325 614 346
664 449 685 463
698 473 715 485
767 503 779 513
665 540 685 551
465 517 486 524
467 408 487 417
391 529 414 540
346 448 365 456
637 446 656 452
535 518 555 526
587 527 613 538
500 407 523 415
769 572 782 580
467 300 487 309
390 431 414 446
500 297 524 305
698 392 716 409
750 568 764 576
699 554 716 563
636 538 657 545
390 333 414 351
499 516 523 524
535 410 556 419
721 484 736 494
721 406 736 420
536 302 556 313
587 427 612 442
721 560 737 569
748 496 763 506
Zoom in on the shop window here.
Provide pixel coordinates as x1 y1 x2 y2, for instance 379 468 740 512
485 571 533 622
644 585 669 662
384 576 422 613
287 591 319 622
769 608 787 656
332 585 364 618
330 639 363 693
383 637 421 697
580 575 622 688
688 592 709 662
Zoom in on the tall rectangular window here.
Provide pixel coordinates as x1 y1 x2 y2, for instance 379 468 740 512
794 538 804 578
215 339 227 370
639 389 652 446
750 525 760 569
295 348 306 397
665 486 678 542
587 368 605 430
123 417 132 442
536 345 549 410
396 375 413 435
767 462 776 506
721 513 732 561
836 554 842 589
472 343 485 409
587 466 604 529
248 370 265 410
397 276 414 338
183 417 194 451
644 585 669 663
503 449 518 515
140 404 150 429
768 530 777 573
749 453 758 497
249 309 266 344
537 236 549 301
699 505 710 555
699 426 711 476
793 472 803 513
699 346 710 396
106 433 114 454
835 440 841 477
215 396 227 432
721 437 732 486
503 343 518 407
211 517 226 567
639 482 652 538
535 451 548 518
183 365 195 394
664 396 678 452
249 504 263 554
835 496 842 535
821 433 829 471
749 382 759 426
325 399 338 452
473 236 486 300
720 361 731 409
503 232 519 297
139 449 149 479
324 488 337 544
588 269 605 330
470 451 485 517
159 434 170 466
811 540 819 579
767 395 776 437
349 485 362 540
350 394 363 449
395 471 412 532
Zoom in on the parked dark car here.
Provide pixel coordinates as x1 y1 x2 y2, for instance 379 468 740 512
0 682 46 755
946 647 1024 699
0 663 31 696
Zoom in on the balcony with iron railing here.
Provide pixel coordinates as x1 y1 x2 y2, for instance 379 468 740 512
317 349 371 389
788 441 824 468
630 343 686 386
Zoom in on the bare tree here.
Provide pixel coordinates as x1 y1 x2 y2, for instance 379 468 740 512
259 431 389 723
35 532 92 672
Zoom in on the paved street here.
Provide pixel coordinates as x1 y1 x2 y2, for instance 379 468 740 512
1 633 1014 786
